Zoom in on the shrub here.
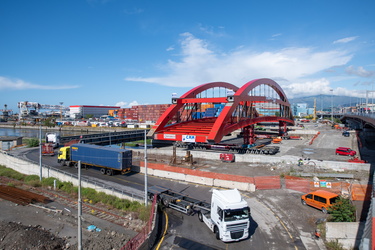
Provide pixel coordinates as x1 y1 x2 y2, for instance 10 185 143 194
0 167 25 181
25 138 40 147
326 239 344 250
25 175 41 187
328 196 356 222
41 177 60 187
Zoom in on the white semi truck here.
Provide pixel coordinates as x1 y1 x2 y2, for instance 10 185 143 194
45 132 60 148
148 186 250 242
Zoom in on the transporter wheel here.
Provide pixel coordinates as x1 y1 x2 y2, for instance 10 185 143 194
198 211 203 222
100 168 106 175
162 198 170 207
214 226 220 240
106 169 113 176
148 193 155 201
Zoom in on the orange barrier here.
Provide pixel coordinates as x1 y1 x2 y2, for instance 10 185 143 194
254 176 281 190
351 183 372 201
285 176 310 193
309 131 320 145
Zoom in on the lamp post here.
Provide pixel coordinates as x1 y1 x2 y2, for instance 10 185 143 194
59 102 63 125
330 89 333 122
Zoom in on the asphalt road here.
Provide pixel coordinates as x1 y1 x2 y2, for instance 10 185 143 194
10 122 374 250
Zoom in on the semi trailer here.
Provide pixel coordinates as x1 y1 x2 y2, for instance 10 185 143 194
148 185 250 242
175 142 279 155
57 144 132 175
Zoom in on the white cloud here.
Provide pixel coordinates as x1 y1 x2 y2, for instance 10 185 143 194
333 36 358 44
0 76 79 90
345 65 374 77
125 33 353 88
115 100 140 108
282 78 365 99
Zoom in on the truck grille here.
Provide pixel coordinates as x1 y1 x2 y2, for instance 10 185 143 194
227 222 248 232
231 230 244 239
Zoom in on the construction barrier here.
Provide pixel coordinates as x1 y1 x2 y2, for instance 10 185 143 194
285 175 310 193
351 183 372 201
254 176 281 190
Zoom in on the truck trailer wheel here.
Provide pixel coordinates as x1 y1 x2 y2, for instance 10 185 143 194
198 211 203 222
100 168 106 175
106 169 113 176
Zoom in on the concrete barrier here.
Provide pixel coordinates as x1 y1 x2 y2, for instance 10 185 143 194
0 151 144 203
326 222 364 249
136 148 371 172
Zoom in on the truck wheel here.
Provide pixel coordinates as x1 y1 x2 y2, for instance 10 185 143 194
214 226 220 240
59 161 65 167
198 211 203 222
162 198 170 207
106 169 113 176
100 168 106 175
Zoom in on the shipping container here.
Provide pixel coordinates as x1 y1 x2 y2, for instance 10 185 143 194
57 144 132 175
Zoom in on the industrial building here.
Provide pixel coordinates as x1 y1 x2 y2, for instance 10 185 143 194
69 105 120 119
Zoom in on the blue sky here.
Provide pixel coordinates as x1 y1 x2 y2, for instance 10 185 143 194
1 0 374 112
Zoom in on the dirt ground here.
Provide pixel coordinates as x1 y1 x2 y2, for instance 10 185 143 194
0 179 145 250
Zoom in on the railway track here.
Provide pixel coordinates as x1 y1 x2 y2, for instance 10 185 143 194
0 180 141 230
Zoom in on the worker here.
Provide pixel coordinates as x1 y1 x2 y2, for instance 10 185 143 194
314 229 321 239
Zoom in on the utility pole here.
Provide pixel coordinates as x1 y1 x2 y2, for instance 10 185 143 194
330 89 333 122
39 125 42 181
78 160 82 250
59 102 63 123
144 130 148 206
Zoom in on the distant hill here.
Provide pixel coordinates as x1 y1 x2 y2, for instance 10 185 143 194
289 95 363 110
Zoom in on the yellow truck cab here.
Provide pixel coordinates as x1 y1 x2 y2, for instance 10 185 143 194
57 146 71 166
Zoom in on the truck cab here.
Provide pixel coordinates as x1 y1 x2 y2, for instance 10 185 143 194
201 189 250 242
57 146 71 166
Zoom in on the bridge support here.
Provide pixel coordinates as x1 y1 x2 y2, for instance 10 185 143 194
243 125 255 145
279 121 287 136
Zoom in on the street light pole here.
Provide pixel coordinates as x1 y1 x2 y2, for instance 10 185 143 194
330 89 333 122
144 130 148 206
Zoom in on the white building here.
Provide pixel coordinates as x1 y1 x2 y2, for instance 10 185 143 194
69 105 120 119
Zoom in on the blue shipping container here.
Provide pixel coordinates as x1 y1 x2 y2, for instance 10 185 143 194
70 144 132 171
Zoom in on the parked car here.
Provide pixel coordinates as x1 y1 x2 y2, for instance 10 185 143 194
335 147 356 156
342 131 350 137
301 190 339 213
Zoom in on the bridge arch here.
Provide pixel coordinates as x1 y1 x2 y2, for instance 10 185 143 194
149 78 294 144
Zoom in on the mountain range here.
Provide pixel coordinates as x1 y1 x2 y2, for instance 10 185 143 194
288 95 368 110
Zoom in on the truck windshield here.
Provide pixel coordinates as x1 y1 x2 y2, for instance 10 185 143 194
224 207 250 222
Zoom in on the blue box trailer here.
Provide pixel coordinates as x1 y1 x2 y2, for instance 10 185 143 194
58 143 132 175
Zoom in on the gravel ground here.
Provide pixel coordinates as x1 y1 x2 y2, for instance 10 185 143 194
0 180 144 250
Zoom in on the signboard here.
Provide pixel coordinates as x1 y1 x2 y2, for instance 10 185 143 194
182 135 196 142
164 134 176 139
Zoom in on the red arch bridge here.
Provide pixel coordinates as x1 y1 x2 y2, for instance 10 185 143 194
148 78 294 147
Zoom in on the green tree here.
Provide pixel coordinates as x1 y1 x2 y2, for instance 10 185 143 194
25 138 40 147
42 117 56 127
328 196 356 222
